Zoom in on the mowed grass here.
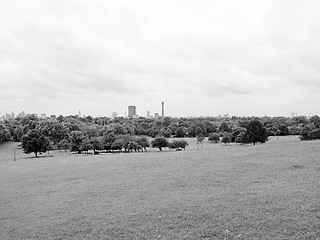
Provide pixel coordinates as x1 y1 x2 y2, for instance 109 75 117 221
0 136 320 239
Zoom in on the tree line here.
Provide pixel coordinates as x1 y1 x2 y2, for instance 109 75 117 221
1 114 319 157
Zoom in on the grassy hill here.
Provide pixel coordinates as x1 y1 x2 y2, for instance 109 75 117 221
0 136 319 239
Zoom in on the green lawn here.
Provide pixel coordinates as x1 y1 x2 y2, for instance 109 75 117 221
0 136 319 239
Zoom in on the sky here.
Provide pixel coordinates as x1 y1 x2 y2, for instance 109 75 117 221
1 0 320 118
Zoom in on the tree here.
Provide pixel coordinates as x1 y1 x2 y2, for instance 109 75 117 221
159 128 172 138
119 134 134 152
136 136 150 151
221 133 231 145
278 124 289 136
128 141 142 152
288 126 302 135
244 119 269 145
204 121 217 133
162 117 171 127
58 139 69 152
84 124 100 139
197 134 205 143
175 127 186 138
80 138 92 154
208 133 220 143
188 123 206 137
90 137 102 153
0 123 11 143
101 132 116 152
219 122 231 132
37 120 68 145
151 136 168 151
106 123 128 135
69 131 85 153
110 139 123 152
231 127 246 142
177 140 188 150
310 115 320 128
170 140 188 150
308 128 320 140
299 124 320 140
21 130 50 157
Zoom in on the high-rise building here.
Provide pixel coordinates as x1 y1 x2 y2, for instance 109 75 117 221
147 111 150 118
161 101 164 117
111 112 118 119
128 106 136 118
154 113 159 119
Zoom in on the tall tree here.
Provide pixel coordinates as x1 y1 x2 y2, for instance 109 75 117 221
221 133 231 145
244 119 268 145
21 130 50 157
69 131 85 153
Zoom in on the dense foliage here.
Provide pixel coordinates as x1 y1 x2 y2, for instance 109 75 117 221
0 114 317 154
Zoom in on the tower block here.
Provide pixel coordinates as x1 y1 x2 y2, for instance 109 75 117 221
161 101 164 117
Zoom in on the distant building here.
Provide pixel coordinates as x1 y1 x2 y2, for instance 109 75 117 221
111 112 118 119
147 111 150 118
50 115 56 119
162 101 164 117
41 113 46 119
5 113 11 120
17 111 25 118
128 106 136 118
154 113 159 119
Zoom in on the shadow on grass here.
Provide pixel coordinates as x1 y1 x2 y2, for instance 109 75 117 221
24 154 54 159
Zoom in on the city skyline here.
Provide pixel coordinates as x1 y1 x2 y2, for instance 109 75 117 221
1 1 320 117
1 107 316 121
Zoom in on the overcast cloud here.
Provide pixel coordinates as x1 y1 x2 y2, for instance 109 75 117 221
1 0 320 117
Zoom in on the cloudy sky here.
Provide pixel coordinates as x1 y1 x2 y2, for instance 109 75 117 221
1 0 320 118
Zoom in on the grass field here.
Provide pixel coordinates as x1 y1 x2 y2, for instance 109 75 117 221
0 136 320 239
